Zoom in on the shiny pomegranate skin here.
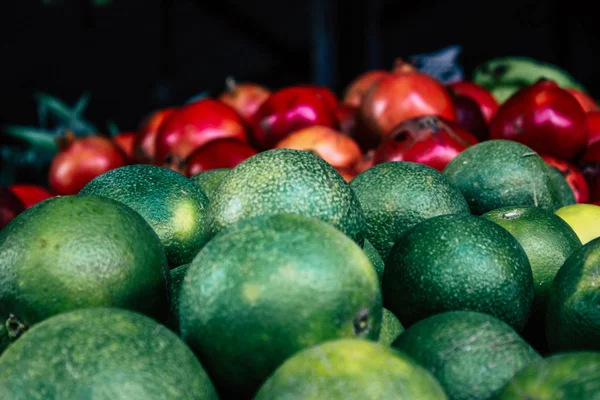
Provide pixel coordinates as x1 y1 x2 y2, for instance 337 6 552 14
566 88 599 112
447 81 499 123
489 80 589 162
541 155 590 203
9 185 53 208
134 108 176 164
113 131 136 162
249 86 337 150
0 188 25 230
336 104 359 137
579 141 600 202
359 62 457 148
155 99 248 165
274 126 363 170
49 134 127 195
342 70 389 108
218 78 271 123
453 94 489 141
587 112 600 145
296 85 339 111
374 115 478 171
184 138 258 177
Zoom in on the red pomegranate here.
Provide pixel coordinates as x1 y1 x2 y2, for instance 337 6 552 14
452 94 489 141
274 126 363 170
218 77 271 122
9 185 53 209
49 132 127 195
566 88 599 113
249 86 337 150
336 104 359 137
356 150 376 173
134 108 176 164
335 167 359 183
489 79 589 162
112 131 136 162
541 155 589 203
579 141 600 202
587 112 600 145
342 70 389 108
184 138 258 177
0 188 25 230
359 60 457 149
155 99 248 166
374 115 478 171
297 85 339 111
447 81 499 123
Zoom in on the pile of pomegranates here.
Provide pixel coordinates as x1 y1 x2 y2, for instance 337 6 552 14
3 58 599 231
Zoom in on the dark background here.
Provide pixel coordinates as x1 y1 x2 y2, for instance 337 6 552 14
1 0 599 132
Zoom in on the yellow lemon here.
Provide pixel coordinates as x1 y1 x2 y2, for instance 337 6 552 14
555 203 600 244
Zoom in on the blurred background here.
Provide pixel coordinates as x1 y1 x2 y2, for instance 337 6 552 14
2 0 599 130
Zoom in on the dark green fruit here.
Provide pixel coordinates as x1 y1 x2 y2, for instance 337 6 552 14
379 308 404 345
179 214 382 396
443 139 561 215
167 263 189 334
393 311 540 400
206 149 365 244
363 239 385 282
0 195 169 348
0 308 218 399
255 338 447 400
546 166 576 207
546 237 600 352
497 351 600 399
80 164 210 267
383 214 534 331
351 161 470 259
189 168 231 201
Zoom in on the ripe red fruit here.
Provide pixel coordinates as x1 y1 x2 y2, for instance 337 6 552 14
336 104 359 137
359 61 457 149
342 70 389 108
274 126 363 170
249 86 337 150
155 99 248 166
134 108 176 164
489 80 589 162
335 167 359 183
297 85 339 110
373 115 478 171
218 77 271 122
452 94 489 141
112 131 136 162
184 138 258 177
9 185 53 209
587 112 600 146
447 81 499 123
356 150 376 173
541 155 590 203
565 88 599 113
49 133 127 195
0 188 25 230
579 141 600 202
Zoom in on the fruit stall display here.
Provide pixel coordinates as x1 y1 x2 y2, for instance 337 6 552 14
0 55 599 398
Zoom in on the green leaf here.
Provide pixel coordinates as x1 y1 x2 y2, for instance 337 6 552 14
34 92 98 135
106 120 120 136
185 90 211 104
73 93 91 115
3 125 59 152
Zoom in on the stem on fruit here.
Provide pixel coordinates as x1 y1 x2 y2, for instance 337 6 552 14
225 76 237 94
393 59 417 73
5 314 28 341
56 130 77 151
353 308 370 337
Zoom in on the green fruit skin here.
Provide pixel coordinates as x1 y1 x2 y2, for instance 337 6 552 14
497 352 600 400
546 166 576 208
0 195 170 346
206 149 365 244
179 214 382 397
363 239 385 282
0 308 218 400
490 85 522 104
80 164 210 268
254 338 447 400
189 168 231 201
351 161 470 259
546 237 600 352
392 311 541 400
379 308 404 346
167 263 189 334
383 214 534 332
443 140 561 215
